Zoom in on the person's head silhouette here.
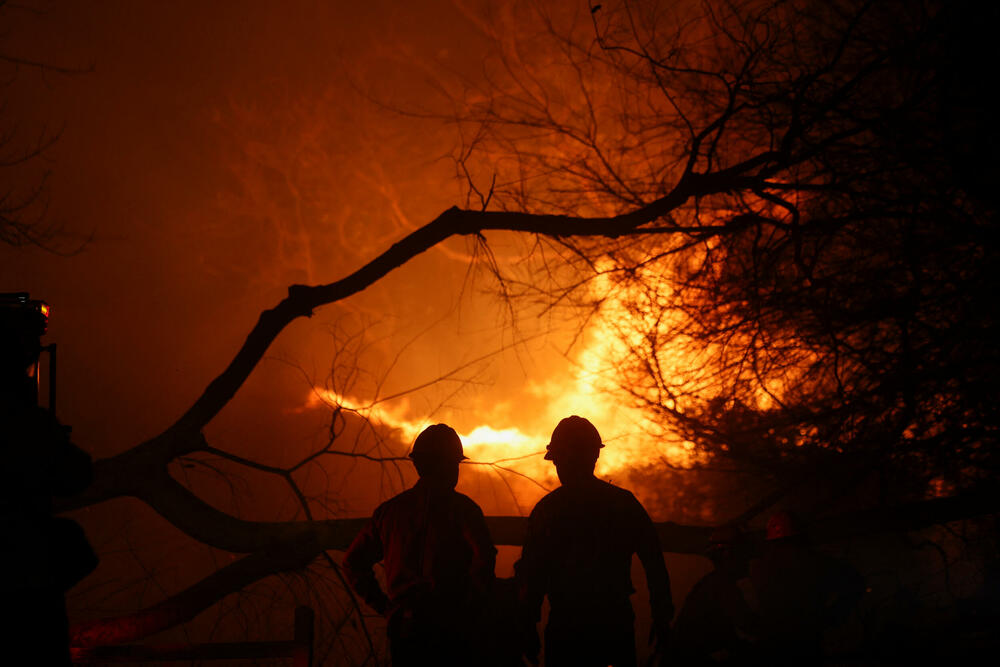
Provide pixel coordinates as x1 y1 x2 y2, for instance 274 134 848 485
544 415 604 486
409 423 467 490
706 525 750 576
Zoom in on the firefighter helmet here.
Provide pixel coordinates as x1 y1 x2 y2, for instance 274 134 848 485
409 424 467 462
544 415 604 460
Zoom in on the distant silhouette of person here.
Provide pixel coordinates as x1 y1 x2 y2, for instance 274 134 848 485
750 510 864 665
1 299 97 665
672 525 757 666
342 424 497 667
515 416 673 667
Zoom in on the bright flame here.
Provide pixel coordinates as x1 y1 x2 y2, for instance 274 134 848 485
310 262 701 488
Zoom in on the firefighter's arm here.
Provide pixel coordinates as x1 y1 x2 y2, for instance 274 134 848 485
514 506 549 624
341 517 389 615
462 499 497 592
513 507 547 664
635 500 674 643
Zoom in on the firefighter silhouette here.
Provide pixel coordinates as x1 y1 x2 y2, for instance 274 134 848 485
342 424 497 666
515 416 673 667
672 525 757 665
1 294 97 665
750 510 864 665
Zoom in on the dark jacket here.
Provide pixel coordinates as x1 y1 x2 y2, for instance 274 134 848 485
672 569 757 663
516 477 673 627
343 479 496 619
750 539 864 662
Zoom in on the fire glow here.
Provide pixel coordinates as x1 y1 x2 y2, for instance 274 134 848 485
309 267 704 484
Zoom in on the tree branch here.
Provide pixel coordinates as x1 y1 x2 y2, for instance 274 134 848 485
69 487 1000 647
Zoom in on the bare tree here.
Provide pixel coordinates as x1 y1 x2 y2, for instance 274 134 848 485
0 1 89 249
443 0 1000 501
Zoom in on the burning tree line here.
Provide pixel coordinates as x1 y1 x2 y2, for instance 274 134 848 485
5 0 993 661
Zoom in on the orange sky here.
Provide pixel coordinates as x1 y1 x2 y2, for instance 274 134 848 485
2 0 486 458
1 0 710 522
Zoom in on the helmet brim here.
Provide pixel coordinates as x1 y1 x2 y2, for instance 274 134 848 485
543 443 604 460
409 452 468 462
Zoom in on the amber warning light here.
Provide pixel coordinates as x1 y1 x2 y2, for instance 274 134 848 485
0 292 50 335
